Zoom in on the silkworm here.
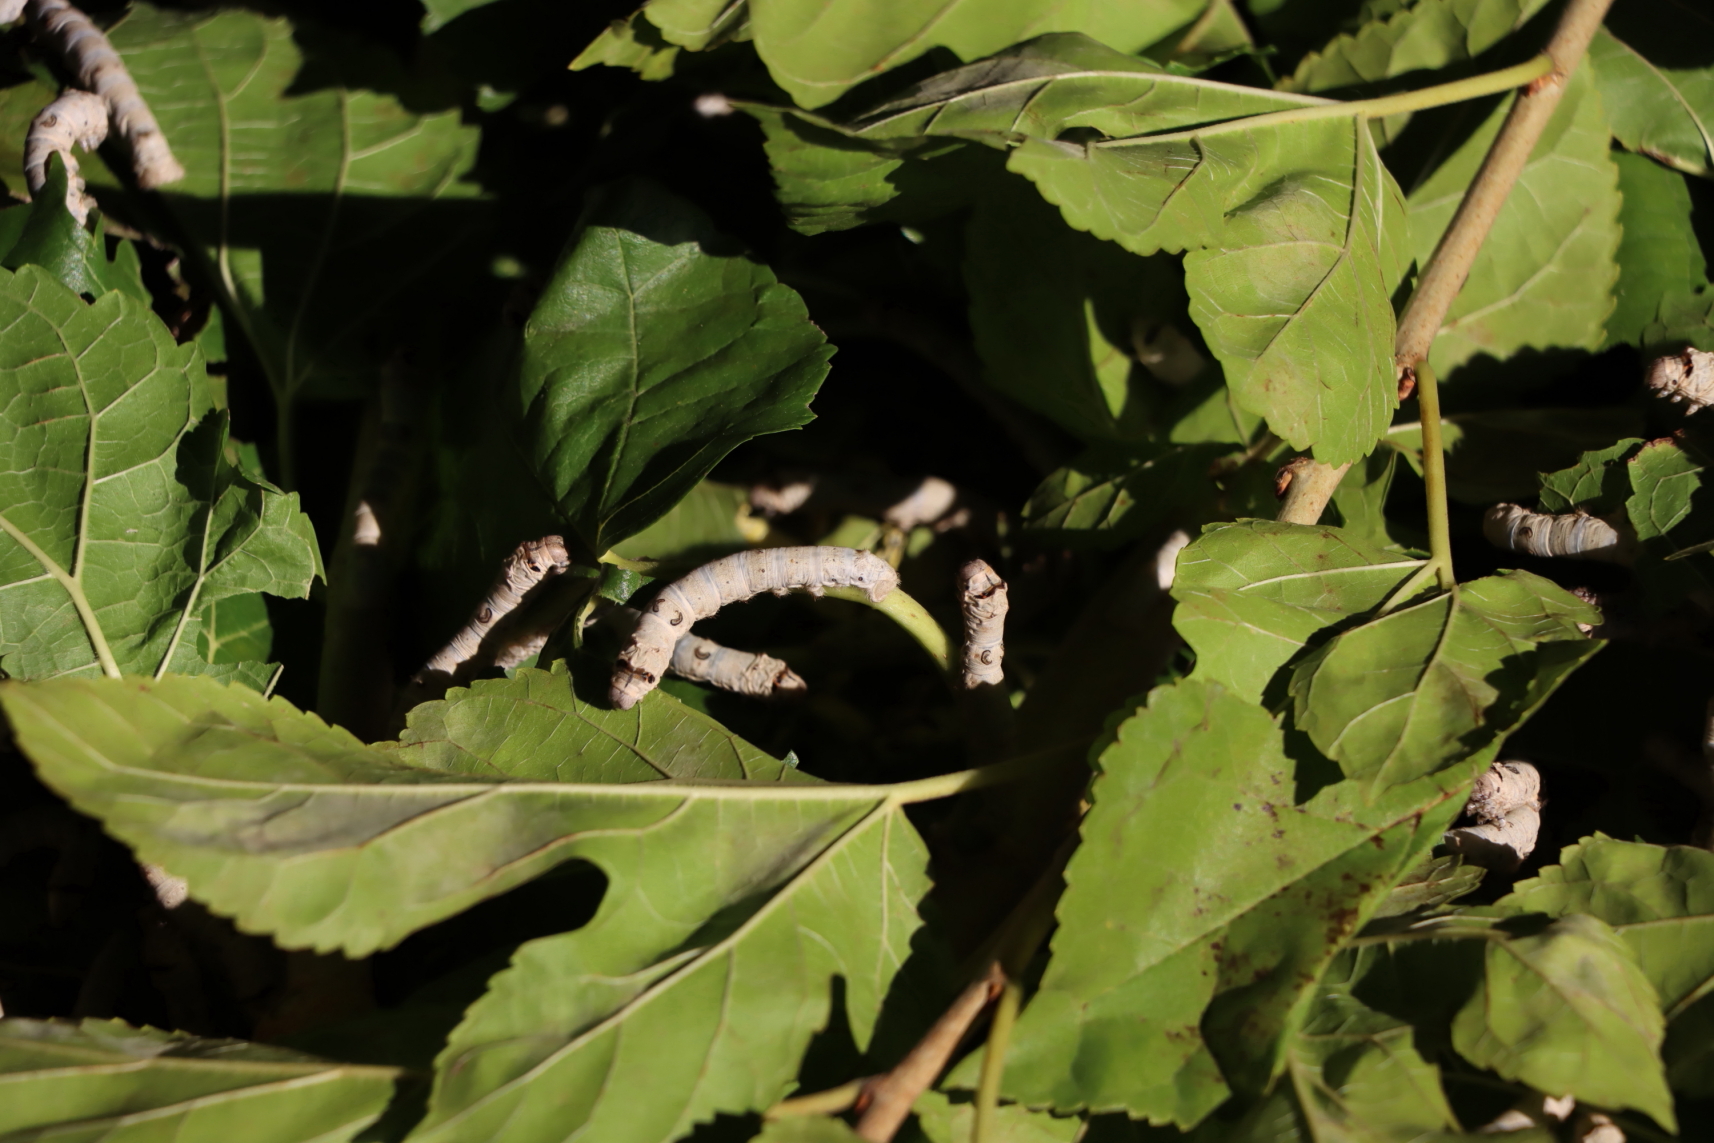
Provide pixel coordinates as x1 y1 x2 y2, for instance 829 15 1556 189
670 633 807 698
1646 347 1714 414
1444 760 1543 872
23 88 105 222
884 477 959 531
611 546 898 709
421 536 572 680
1482 503 1630 563
956 559 1007 690
1465 760 1541 822
26 0 184 189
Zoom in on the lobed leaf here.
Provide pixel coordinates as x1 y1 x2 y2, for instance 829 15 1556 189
0 667 893 958
1406 67 1621 378
1452 913 1675 1129
517 180 832 555
1170 521 1425 702
979 680 1472 1121
0 1018 397 1142
1606 152 1711 350
1023 444 1231 547
1286 0 1549 94
0 265 319 683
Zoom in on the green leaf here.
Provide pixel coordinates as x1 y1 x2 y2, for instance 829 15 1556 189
1386 409 1646 505
730 0 1207 109
1170 521 1425 703
914 1090 1081 1143
0 158 150 307
1373 852 1484 918
410 779 928 1143
1201 967 1461 1142
0 265 320 681
1327 448 1400 547
754 1119 866 1143
98 4 486 403
1285 0 1549 93
1290 572 1600 794
1406 66 1621 378
0 1017 398 1142
570 12 682 80
1452 913 1675 1129
389 659 806 783
0 667 897 964
965 175 1196 443
640 0 748 51
608 481 760 564
518 180 832 554
1589 24 1714 178
420 0 504 32
980 680 1472 1121
198 592 274 664
1605 152 1711 350
1023 444 1231 548
1537 437 1644 514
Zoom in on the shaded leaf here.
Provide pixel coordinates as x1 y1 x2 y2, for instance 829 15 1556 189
609 481 761 564
420 0 506 33
977 680 1471 1121
517 179 831 555
1590 23 1714 178
1387 409 1645 505
1406 67 1621 378
1290 572 1600 794
914 1090 1081 1143
1023 444 1231 548
1605 151 1711 350
0 1017 397 1142
1452 913 1675 1129
1327 448 1400 547
98 4 486 403
0 265 319 682
198 592 273 665
0 158 149 306
571 12 682 81
1501 836 1714 1017
0 667 910 960
1286 0 1548 93
1170 521 1424 703
755 1118 866 1143
1536 437 1644 514
1373 853 1484 918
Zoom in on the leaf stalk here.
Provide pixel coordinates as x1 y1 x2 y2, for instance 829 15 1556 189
824 584 953 670
1415 361 1456 591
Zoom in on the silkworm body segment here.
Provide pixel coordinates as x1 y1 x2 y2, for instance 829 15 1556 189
956 559 1007 690
670 634 806 699
1482 503 1629 563
24 89 105 222
1646 347 1714 414
611 546 898 709
422 536 572 679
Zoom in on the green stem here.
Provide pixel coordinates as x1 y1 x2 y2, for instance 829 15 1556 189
599 551 661 573
887 740 1091 805
972 978 1022 1143
0 513 120 678
1099 54 1551 149
1415 361 1456 591
824 585 952 671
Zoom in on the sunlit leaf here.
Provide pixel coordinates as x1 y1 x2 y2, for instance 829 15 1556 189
1286 0 1549 93
518 180 832 555
1590 22 1714 178
0 265 319 682
1605 152 1710 349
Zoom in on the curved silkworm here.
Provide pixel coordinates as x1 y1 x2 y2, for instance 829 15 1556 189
611 546 898 710
420 536 572 681
1444 760 1543 872
26 0 185 190
1647 347 1714 414
956 559 1007 690
23 88 105 222
670 633 807 699
884 477 959 531
1482 503 1630 564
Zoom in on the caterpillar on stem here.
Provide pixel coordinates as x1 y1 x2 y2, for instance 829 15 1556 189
610 546 898 710
956 559 1007 691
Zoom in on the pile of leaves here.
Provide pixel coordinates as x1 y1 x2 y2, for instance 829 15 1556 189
0 0 1712 1140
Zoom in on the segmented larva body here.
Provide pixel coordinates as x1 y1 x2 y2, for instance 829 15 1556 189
422 536 571 678
956 559 1007 690
611 546 898 710
884 477 959 531
1482 503 1629 563
28 0 184 189
24 89 105 222
1444 760 1542 872
1646 347 1714 414
670 634 807 699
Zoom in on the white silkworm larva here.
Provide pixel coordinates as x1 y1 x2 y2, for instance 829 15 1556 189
1482 503 1630 563
611 546 898 709
421 536 571 679
1444 759 1543 872
27 0 184 189
670 633 807 698
956 559 1007 690
23 88 105 223
1465 759 1542 822
1646 347 1714 414
883 476 959 531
